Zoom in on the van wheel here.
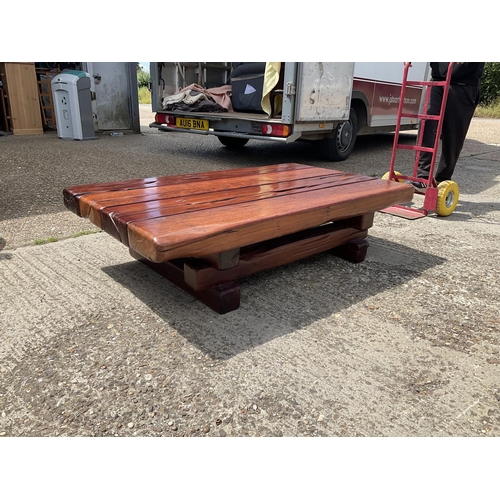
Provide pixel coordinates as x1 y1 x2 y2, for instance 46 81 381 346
217 136 249 149
319 107 358 161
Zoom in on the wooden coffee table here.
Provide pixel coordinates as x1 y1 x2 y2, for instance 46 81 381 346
64 163 413 313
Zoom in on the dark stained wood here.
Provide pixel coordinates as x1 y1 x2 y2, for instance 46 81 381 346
129 249 241 314
80 167 355 221
204 249 241 270
64 164 414 313
349 213 374 230
63 163 316 216
330 238 370 263
97 172 373 245
127 178 412 262
184 223 370 291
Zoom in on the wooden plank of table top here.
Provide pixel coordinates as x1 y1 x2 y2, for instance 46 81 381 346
96 172 372 244
78 166 353 220
128 178 413 262
63 163 315 216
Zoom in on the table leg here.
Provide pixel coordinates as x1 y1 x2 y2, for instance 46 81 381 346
129 249 241 314
329 238 369 263
184 214 374 291
129 212 374 312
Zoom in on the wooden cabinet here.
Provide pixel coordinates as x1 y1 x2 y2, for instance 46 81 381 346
0 62 43 135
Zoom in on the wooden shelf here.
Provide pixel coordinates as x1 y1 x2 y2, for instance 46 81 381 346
36 69 58 130
0 87 9 133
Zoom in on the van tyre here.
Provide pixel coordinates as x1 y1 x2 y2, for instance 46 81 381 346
320 107 358 161
217 136 249 149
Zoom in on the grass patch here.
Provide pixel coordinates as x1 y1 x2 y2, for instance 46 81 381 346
138 86 152 105
33 230 101 246
34 236 58 245
71 230 101 238
475 97 500 119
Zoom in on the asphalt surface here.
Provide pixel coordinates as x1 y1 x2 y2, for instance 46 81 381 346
1 106 500 439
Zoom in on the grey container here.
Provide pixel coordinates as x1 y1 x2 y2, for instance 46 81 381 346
51 70 96 140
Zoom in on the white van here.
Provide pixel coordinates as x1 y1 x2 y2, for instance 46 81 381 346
149 62 430 161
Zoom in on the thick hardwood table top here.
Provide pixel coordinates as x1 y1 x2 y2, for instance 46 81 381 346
64 163 413 263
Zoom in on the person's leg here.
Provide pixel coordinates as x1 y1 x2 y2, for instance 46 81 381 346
435 84 478 183
416 85 443 180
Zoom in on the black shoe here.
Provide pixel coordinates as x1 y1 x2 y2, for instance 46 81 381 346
410 181 427 193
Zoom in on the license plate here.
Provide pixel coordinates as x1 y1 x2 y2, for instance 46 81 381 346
175 117 209 131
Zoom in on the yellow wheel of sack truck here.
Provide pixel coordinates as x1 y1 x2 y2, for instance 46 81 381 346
435 180 459 217
382 171 403 182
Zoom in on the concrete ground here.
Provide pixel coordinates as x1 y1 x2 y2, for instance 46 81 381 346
1 106 499 438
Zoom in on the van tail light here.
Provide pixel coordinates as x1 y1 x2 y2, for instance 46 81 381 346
155 113 176 126
261 124 291 137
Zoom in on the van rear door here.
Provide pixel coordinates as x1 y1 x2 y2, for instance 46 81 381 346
294 63 354 122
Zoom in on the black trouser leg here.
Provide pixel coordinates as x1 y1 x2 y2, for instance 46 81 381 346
434 84 478 183
417 86 442 180
417 84 478 183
